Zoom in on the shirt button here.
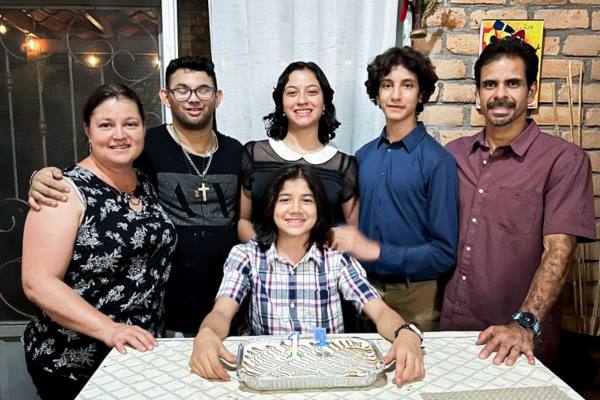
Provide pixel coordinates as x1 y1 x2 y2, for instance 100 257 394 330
478 188 484 194
387 148 391 153
461 275 467 281
482 160 487 165
466 246 471 252
290 302 295 309
290 269 295 275
380 172 385 177
471 217 477 223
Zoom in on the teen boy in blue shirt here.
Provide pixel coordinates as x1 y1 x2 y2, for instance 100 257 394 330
332 47 458 331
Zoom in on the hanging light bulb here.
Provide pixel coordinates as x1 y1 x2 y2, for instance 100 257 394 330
86 54 100 68
0 23 7 35
21 34 42 59
26 35 39 52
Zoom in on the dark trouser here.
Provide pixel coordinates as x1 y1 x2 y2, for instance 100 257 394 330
26 357 86 400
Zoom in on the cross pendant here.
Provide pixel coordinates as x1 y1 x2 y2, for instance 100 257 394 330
194 182 210 202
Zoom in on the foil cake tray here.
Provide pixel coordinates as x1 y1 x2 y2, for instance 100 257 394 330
236 335 386 391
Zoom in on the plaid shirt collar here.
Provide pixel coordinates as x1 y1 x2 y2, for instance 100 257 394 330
265 242 323 270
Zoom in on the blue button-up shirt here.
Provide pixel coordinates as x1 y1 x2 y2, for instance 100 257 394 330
356 123 458 281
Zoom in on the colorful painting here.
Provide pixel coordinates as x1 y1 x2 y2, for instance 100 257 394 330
479 19 545 108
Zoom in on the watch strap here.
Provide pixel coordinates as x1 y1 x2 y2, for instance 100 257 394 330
512 312 540 336
394 322 423 343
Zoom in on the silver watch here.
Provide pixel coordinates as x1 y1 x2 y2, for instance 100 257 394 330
394 322 424 343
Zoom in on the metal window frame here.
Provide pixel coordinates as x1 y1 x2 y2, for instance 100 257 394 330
160 0 177 123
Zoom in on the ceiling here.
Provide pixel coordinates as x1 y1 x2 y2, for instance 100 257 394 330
0 8 159 40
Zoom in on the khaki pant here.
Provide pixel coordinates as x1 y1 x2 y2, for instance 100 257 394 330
370 278 440 332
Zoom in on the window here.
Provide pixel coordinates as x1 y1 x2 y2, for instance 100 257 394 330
0 4 162 322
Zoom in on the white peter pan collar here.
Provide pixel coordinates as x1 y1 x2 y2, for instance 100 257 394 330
268 138 338 165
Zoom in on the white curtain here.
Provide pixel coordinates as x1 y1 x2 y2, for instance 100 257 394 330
208 0 398 154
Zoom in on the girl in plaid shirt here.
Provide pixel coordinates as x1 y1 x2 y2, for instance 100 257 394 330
189 164 424 386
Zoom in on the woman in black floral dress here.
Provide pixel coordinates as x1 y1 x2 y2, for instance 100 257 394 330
21 83 177 400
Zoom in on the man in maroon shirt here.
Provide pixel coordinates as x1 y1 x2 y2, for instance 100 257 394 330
440 38 595 367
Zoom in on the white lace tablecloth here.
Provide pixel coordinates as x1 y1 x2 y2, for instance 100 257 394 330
76 332 583 400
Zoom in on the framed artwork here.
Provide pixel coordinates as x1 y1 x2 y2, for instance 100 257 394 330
479 19 545 108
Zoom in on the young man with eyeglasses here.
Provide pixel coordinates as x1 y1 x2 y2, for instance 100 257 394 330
28 57 244 337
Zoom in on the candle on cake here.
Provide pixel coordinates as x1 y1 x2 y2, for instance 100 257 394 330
287 332 301 358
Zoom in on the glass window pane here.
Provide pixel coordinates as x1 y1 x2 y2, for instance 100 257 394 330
178 0 210 58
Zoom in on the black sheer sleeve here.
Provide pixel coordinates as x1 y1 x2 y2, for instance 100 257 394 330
341 154 358 202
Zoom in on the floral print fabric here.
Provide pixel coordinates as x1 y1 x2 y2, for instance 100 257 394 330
23 165 176 381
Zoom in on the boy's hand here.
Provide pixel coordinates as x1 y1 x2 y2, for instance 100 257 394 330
384 329 424 386
189 328 236 381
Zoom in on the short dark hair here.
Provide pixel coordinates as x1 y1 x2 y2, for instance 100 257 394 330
255 164 332 251
474 38 538 88
365 46 438 115
83 83 145 126
263 61 341 144
165 56 218 88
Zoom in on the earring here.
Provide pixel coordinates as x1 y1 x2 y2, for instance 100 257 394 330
88 141 92 154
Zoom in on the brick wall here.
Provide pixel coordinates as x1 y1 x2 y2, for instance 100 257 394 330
412 0 599 332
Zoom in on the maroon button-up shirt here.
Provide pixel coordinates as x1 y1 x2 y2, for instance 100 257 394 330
440 120 595 364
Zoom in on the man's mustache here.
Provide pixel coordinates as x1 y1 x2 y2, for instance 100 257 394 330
487 99 516 109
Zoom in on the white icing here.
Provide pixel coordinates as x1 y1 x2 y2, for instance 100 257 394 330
240 337 381 378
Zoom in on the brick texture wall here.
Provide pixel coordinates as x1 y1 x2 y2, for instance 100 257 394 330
412 0 599 332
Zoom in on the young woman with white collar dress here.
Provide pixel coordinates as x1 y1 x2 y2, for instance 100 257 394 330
238 61 359 242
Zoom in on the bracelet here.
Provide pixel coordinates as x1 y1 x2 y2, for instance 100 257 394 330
29 170 38 186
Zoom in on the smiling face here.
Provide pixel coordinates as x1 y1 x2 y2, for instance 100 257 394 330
273 178 318 243
282 69 325 131
160 68 222 130
85 97 145 169
376 64 421 125
477 56 536 129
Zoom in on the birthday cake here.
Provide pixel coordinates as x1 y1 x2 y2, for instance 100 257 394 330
237 335 385 390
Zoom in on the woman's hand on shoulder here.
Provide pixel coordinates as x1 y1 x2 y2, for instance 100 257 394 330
103 322 158 354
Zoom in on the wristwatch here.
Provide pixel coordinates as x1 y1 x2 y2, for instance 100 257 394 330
512 312 541 336
394 322 424 343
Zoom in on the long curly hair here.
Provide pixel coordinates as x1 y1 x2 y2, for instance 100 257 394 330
263 61 341 144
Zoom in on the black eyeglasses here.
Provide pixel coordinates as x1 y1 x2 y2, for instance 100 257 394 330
167 85 215 102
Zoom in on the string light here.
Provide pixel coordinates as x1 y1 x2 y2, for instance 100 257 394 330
86 54 100 67
21 34 43 59
0 24 7 35
153 55 160 67
25 35 39 52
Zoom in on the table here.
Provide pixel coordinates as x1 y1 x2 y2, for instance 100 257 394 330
76 332 583 399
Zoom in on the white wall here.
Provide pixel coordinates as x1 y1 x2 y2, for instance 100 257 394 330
209 0 399 154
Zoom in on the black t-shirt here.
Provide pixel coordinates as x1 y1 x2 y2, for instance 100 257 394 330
137 124 243 333
241 139 358 225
